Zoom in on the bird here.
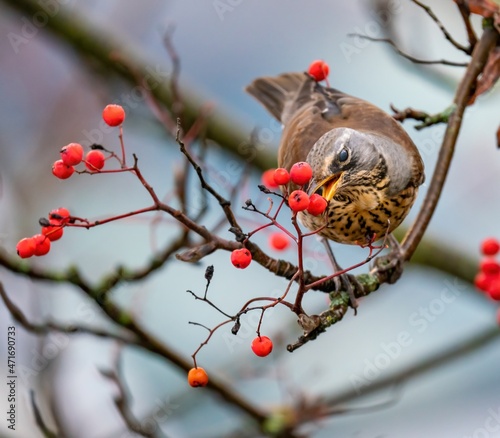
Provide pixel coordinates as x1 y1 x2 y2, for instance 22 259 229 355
246 72 425 247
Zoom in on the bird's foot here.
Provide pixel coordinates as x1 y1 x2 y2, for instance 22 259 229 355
371 234 404 284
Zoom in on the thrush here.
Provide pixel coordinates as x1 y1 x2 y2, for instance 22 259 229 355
246 72 425 246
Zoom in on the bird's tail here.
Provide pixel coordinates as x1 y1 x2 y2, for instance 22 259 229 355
245 72 311 123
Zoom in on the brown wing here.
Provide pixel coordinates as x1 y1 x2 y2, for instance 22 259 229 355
246 72 424 187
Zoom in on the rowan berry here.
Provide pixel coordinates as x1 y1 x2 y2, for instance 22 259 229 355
487 279 500 301
269 232 290 251
60 143 84 166
288 190 310 212
187 367 209 387
85 150 106 171
481 238 500 256
102 104 126 127
307 193 328 216
49 207 70 225
42 225 64 242
273 168 290 186
262 169 279 189
52 160 74 179
308 60 330 82
251 336 273 357
33 234 51 256
231 248 252 269
474 272 492 292
290 162 313 186
480 258 500 276
16 237 36 258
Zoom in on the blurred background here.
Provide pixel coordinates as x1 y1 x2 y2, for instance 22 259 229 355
0 0 499 437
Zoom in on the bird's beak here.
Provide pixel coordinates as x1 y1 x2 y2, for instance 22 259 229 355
311 173 343 201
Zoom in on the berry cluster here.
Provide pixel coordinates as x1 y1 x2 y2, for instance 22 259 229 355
16 208 70 258
16 104 127 258
474 238 500 302
52 104 125 179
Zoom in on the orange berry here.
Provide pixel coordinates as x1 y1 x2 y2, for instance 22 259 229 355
307 193 328 216
251 336 273 357
273 168 290 186
262 169 279 189
42 225 64 242
290 162 313 186
60 143 84 166
102 104 126 127
16 237 36 258
49 207 70 226
52 160 74 179
269 232 290 251
85 150 105 171
188 367 208 387
33 234 51 256
481 238 500 256
231 248 252 269
308 60 330 82
288 190 310 212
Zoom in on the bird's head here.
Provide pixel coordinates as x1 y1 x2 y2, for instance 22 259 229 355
306 127 381 201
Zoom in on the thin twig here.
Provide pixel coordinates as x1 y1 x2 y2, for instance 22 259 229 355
30 390 58 438
411 0 472 54
348 34 468 67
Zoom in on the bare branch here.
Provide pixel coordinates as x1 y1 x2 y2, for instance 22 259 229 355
411 0 472 54
348 34 469 67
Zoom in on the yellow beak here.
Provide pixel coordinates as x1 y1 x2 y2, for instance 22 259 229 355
312 173 343 201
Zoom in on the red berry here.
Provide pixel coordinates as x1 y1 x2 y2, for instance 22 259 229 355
49 207 71 225
16 237 36 258
480 257 500 276
231 248 252 269
251 336 273 357
85 150 106 171
290 162 313 186
187 367 208 388
33 234 51 256
269 232 290 251
273 168 290 186
60 143 84 166
481 238 500 256
52 160 74 179
42 225 64 242
262 169 279 189
102 104 126 127
487 278 500 301
288 190 310 212
307 193 328 216
474 272 493 292
308 60 330 82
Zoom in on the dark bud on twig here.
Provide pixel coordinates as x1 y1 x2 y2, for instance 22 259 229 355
90 143 105 150
38 217 50 227
205 265 214 281
231 318 241 335
258 184 272 194
229 227 247 242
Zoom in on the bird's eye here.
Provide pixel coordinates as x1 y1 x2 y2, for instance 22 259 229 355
338 148 349 162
